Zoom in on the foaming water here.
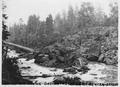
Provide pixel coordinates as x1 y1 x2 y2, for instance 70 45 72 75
7 50 118 84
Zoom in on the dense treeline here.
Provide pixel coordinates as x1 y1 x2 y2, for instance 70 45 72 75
8 2 118 50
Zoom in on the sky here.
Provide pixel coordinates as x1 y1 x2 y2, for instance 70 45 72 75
6 0 117 26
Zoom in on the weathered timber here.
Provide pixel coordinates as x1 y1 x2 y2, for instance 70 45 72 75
3 41 34 53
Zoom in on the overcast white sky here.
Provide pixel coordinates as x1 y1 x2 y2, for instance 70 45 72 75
6 0 117 26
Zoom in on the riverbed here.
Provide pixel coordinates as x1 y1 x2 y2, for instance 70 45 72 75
7 50 118 85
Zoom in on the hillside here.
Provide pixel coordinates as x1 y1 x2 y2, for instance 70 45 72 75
34 26 118 68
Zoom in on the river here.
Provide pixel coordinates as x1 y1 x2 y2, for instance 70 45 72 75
7 50 118 85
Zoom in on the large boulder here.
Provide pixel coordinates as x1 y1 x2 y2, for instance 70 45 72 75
103 50 117 65
86 55 99 62
47 59 57 67
57 56 65 62
42 43 76 62
98 49 117 65
34 54 49 64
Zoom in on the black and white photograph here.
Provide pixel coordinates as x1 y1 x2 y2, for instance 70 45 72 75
1 0 118 86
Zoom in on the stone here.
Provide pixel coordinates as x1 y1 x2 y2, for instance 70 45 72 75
103 50 118 65
63 67 77 74
86 55 99 61
47 59 56 66
34 54 49 64
57 56 64 62
98 54 105 62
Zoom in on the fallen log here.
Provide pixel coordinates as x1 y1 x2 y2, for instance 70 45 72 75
3 41 34 53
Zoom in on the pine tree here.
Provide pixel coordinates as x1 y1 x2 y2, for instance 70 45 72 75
2 1 10 41
45 14 54 35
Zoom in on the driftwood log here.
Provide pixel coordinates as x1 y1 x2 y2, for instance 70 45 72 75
3 41 34 53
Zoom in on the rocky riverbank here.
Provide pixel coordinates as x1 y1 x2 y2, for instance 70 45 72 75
3 49 117 85
17 58 118 85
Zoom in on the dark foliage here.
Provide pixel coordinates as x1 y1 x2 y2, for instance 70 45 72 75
2 2 10 41
2 58 33 84
53 76 95 85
